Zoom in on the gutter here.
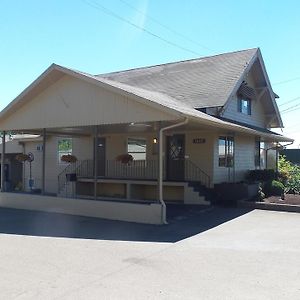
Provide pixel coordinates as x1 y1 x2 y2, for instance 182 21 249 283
158 117 189 224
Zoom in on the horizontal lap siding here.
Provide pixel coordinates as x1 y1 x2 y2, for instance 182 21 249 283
185 131 214 180
234 135 255 181
223 73 267 128
23 137 66 194
0 75 176 131
222 96 266 127
213 134 255 184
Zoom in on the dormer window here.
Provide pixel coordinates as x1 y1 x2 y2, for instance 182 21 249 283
238 98 251 115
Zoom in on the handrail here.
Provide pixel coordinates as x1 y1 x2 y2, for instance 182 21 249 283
57 160 86 194
185 159 211 188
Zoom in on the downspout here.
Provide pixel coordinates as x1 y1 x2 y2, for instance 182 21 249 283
159 117 188 224
19 141 26 191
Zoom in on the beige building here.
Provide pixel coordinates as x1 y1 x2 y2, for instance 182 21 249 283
0 48 292 224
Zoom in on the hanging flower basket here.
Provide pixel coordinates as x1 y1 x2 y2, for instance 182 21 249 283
61 154 77 163
116 154 133 164
15 153 30 162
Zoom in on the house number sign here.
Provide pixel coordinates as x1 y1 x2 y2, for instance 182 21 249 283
193 138 206 144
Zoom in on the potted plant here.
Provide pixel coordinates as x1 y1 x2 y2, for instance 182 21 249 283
116 154 133 165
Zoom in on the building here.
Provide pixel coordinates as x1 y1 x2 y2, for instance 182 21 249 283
0 48 292 224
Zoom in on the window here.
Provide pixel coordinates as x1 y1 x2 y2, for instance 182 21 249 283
238 98 251 115
58 138 72 163
127 137 146 160
255 140 261 168
218 136 234 167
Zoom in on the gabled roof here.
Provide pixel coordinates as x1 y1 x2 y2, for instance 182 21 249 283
98 48 258 108
0 63 292 142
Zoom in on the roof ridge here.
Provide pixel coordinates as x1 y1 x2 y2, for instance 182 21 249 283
97 47 258 77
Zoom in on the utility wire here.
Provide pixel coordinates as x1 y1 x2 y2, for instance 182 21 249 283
280 102 300 113
278 96 300 107
281 105 300 115
118 0 214 52
81 0 202 56
273 76 300 86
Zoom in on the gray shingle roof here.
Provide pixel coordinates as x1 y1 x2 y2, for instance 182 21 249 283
98 48 258 109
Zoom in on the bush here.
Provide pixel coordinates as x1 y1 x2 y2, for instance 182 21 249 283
278 155 300 194
264 180 284 196
246 169 276 182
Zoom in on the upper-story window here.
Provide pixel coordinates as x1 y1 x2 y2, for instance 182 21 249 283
238 98 251 115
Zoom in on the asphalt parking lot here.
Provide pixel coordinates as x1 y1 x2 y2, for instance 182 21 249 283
0 206 299 299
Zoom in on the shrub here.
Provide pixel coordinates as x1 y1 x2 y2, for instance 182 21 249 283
246 169 276 182
278 155 300 194
264 180 284 196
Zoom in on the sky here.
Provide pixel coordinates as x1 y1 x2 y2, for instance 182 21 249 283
1 0 300 146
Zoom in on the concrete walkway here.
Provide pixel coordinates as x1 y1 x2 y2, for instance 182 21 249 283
0 207 299 299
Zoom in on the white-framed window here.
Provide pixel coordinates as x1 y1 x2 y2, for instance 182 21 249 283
218 136 234 167
127 137 147 160
58 138 72 164
255 139 261 168
238 98 251 115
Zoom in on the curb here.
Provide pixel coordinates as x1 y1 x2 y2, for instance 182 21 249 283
238 200 300 213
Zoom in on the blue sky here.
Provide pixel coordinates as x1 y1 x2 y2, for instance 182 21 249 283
1 0 300 145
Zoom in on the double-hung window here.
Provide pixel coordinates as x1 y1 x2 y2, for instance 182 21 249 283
218 136 234 167
238 98 251 115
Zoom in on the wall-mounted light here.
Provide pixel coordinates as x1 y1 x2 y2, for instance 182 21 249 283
152 137 158 155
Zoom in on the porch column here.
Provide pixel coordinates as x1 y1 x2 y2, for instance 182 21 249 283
94 125 98 200
1 131 6 192
42 128 46 195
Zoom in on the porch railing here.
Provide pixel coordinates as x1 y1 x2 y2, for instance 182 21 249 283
57 158 211 195
185 159 211 188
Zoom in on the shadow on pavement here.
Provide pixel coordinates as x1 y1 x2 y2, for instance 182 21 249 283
0 205 253 243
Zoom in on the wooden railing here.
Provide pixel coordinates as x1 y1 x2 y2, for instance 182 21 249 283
58 158 211 195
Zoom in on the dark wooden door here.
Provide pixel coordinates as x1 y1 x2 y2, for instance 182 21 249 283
95 137 106 177
166 134 185 181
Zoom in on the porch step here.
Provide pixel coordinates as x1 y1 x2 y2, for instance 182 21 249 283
187 181 214 203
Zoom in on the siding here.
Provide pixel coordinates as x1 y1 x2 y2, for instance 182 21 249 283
0 75 177 131
213 133 256 184
23 137 69 193
222 72 267 128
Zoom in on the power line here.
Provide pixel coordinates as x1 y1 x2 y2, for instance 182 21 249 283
81 0 202 56
273 76 300 86
118 0 214 52
281 105 300 115
278 96 300 107
280 102 300 113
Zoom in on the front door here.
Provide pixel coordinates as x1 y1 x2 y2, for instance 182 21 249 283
167 134 185 181
95 137 106 177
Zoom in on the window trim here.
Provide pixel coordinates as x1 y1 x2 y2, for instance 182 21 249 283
238 97 251 115
218 136 235 168
127 137 147 161
254 139 261 168
57 138 73 165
